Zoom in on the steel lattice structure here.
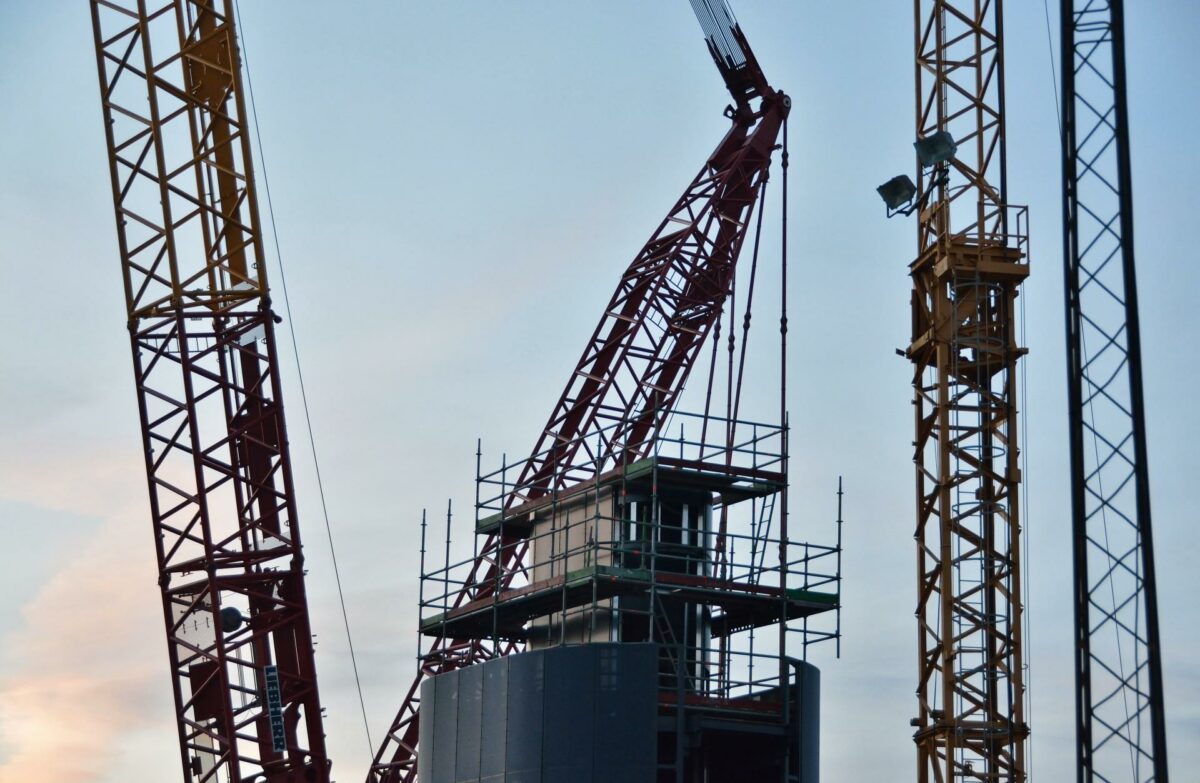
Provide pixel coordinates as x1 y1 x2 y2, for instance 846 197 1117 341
90 2 329 781
1061 2 1169 781
907 1 1030 781
368 8 789 781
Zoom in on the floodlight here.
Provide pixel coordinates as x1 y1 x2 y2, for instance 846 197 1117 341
220 606 245 633
877 174 918 214
914 131 957 168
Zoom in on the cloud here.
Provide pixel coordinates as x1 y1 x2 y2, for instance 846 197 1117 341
0 451 172 783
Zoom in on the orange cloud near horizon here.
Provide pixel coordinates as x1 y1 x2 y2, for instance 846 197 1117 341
0 452 177 783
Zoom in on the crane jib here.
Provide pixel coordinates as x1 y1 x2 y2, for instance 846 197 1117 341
367 3 788 781
689 0 746 67
89 1 331 780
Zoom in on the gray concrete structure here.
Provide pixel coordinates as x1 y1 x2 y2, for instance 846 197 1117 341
419 644 658 783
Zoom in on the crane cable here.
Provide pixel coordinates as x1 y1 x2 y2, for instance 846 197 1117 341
233 0 376 761
1017 1 1061 773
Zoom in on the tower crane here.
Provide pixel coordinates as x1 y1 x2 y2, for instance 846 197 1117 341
903 1 1030 781
90 1 329 781
368 2 791 780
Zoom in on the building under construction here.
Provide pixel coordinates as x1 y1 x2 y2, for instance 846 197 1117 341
78 0 1173 781
414 414 840 781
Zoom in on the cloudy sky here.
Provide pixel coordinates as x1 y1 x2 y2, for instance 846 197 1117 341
0 2 1196 781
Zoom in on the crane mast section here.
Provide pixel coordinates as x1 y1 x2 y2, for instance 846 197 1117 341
908 2 1029 782
1061 2 1169 780
90 2 328 781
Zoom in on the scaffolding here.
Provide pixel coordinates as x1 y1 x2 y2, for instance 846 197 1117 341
416 411 840 780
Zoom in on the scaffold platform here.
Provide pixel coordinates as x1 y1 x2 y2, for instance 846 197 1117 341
419 562 836 641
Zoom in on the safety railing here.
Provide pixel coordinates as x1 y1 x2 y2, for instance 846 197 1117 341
476 409 787 515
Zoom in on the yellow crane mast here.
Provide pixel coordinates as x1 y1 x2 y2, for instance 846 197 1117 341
905 2 1031 781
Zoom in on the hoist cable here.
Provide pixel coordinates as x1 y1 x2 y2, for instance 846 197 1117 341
233 0 375 762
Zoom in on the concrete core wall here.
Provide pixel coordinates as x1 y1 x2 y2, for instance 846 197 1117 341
419 643 658 783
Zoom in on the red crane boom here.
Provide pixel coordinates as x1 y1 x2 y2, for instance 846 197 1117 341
90 2 329 780
368 4 790 780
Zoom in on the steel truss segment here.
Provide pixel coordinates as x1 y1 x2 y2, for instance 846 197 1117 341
915 0 1009 251
94 0 266 322
911 2 1029 782
91 1 329 781
1061 1 1169 781
517 112 782 503
368 47 789 783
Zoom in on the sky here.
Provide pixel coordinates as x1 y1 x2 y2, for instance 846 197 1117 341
0 2 1197 782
